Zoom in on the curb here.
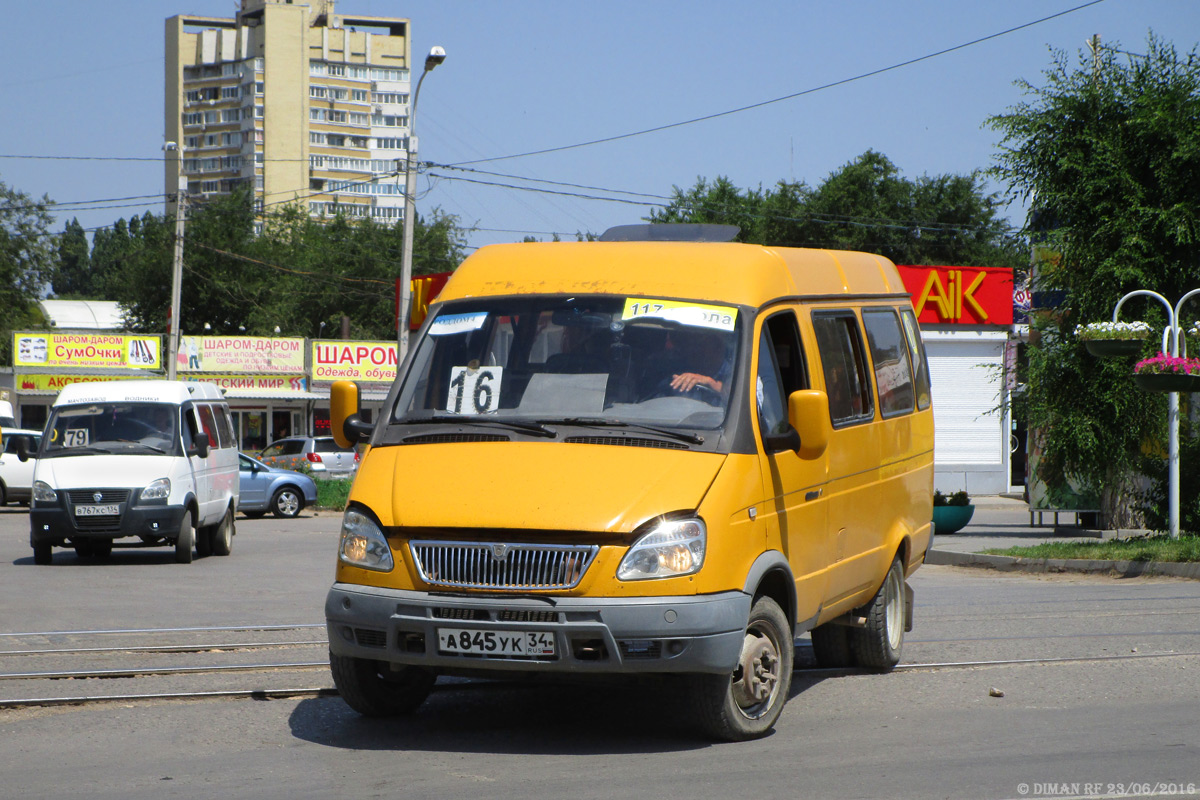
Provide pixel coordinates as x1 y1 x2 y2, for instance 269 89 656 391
927 548 1200 580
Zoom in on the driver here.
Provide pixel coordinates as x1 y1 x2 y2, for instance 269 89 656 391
641 328 732 403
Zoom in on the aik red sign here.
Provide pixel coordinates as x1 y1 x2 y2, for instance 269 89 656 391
896 265 1014 326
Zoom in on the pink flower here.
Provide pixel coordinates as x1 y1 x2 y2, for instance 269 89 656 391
1134 352 1200 376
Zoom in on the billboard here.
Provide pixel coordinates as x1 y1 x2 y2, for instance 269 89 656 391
311 340 397 383
177 336 305 374
896 266 1014 326
13 332 161 370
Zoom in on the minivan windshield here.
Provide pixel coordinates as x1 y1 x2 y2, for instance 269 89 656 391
42 402 181 457
394 296 740 432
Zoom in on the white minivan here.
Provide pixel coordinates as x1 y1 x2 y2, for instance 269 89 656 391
25 380 239 564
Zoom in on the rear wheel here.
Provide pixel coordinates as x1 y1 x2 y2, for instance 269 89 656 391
73 540 94 559
175 511 195 564
211 507 234 556
271 487 303 519
809 623 853 668
848 557 906 670
33 542 52 565
0 481 7 506
692 596 793 741
329 652 435 716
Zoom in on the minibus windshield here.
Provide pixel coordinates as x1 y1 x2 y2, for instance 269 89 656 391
394 296 740 431
42 402 181 457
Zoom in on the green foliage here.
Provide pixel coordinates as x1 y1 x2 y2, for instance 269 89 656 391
52 218 92 297
648 151 1026 268
315 477 352 511
933 490 971 507
987 534 1200 563
1137 420 1200 534
83 190 468 339
0 177 54 363
989 34 1200 523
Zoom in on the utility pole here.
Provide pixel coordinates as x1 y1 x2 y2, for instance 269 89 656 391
165 142 186 381
1088 33 1102 85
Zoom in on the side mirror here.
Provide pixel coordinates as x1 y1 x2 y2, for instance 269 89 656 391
788 389 830 459
14 436 31 463
192 432 210 459
331 380 373 447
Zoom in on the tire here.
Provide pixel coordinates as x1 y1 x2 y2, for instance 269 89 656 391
329 652 435 717
211 507 234 556
848 557 906 671
242 510 266 519
91 539 113 559
175 510 195 564
271 487 303 519
692 596 793 741
810 623 854 668
73 540 94 559
33 542 52 565
0 480 7 506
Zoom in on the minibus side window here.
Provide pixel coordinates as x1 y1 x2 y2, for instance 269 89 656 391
861 308 915 418
196 404 218 448
212 404 234 449
756 312 808 437
899 308 932 410
812 311 874 427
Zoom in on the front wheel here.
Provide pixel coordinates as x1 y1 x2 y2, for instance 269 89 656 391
33 542 53 565
271 487 303 519
692 596 793 741
330 653 435 716
848 557 906 670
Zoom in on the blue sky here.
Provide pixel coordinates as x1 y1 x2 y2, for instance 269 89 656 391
1 0 1196 255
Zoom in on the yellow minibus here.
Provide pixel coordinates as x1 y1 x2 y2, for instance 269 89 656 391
325 224 934 740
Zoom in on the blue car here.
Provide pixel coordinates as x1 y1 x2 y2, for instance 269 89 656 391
238 453 318 518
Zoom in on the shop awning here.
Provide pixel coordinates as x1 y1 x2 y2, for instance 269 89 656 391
220 388 325 401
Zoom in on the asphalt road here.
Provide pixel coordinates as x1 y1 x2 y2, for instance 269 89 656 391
1 505 1198 800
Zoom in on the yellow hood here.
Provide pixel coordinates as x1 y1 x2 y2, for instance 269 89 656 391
351 441 727 533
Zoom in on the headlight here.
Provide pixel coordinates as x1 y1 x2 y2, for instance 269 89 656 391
140 478 171 501
33 481 57 504
338 509 394 572
617 517 706 581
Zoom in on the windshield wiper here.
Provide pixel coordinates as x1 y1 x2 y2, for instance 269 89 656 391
548 417 704 445
418 415 558 439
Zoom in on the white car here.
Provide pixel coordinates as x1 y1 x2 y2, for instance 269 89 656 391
0 428 43 506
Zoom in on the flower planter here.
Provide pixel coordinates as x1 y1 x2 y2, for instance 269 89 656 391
932 504 975 536
1134 372 1200 393
1084 339 1144 357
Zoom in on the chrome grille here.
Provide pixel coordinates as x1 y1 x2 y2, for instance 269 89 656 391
67 489 130 504
409 540 599 590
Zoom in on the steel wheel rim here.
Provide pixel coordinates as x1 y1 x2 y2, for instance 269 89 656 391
885 567 903 651
731 622 782 719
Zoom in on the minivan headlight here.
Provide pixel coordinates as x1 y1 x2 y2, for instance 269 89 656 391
617 517 706 581
140 478 171 501
338 509 394 572
33 481 57 504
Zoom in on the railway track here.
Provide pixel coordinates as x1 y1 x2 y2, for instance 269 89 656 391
3 622 1198 709
0 623 334 708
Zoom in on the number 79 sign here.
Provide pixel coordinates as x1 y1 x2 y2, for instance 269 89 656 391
446 366 503 414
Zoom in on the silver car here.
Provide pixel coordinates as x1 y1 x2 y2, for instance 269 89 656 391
238 453 319 518
256 436 358 479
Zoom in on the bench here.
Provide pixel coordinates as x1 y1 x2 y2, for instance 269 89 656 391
1029 508 1101 528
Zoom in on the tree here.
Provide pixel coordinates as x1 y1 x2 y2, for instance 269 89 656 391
0 178 53 363
989 34 1200 529
649 152 1025 269
52 218 92 297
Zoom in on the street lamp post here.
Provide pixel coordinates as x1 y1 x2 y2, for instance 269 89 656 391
397 46 447 365
1111 288 1200 540
164 141 186 381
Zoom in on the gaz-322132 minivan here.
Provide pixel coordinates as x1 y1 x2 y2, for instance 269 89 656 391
324 224 935 740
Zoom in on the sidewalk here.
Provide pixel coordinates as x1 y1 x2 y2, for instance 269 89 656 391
925 494 1200 580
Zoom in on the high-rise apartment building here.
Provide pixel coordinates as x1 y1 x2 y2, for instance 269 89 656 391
165 0 411 224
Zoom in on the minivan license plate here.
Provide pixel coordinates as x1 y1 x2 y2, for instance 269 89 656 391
437 628 555 657
76 504 119 516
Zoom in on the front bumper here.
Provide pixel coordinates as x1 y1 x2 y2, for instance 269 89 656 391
326 583 751 676
30 495 189 545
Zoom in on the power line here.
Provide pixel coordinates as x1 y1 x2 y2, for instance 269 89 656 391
447 0 1110 166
